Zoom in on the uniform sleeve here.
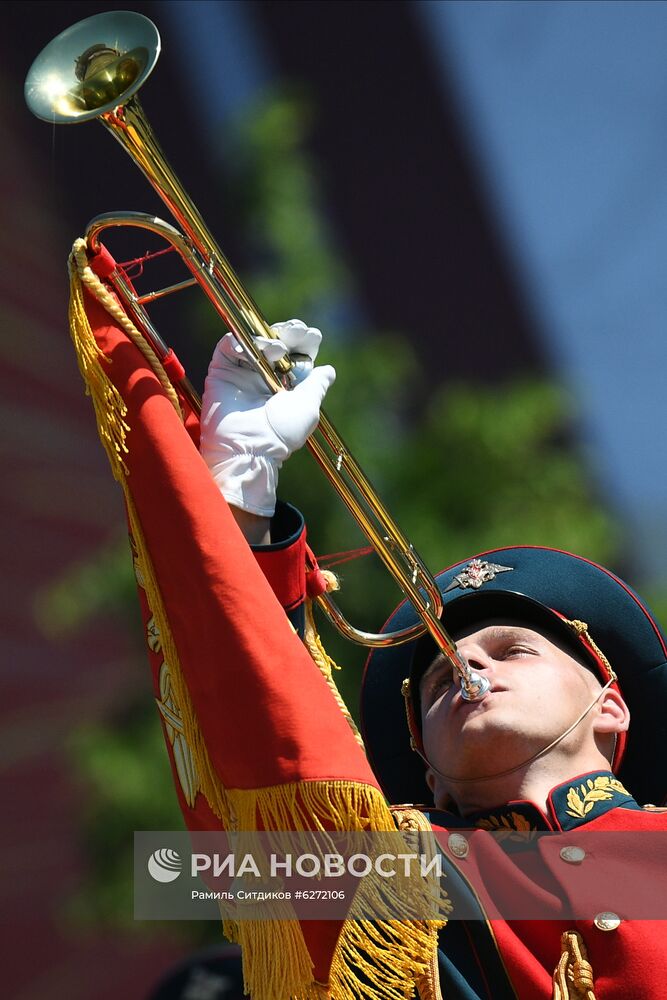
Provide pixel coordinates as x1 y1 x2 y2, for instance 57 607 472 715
251 501 307 634
70 266 440 1000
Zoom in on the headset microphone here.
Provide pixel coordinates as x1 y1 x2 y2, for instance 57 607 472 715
420 677 615 784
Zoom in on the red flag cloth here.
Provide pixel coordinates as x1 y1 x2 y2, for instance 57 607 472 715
69 262 443 999
81 286 378 794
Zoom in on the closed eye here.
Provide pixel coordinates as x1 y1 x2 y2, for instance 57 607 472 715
421 667 453 703
500 644 537 659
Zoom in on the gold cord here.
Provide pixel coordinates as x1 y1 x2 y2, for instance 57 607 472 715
552 930 596 1000
70 237 183 419
565 619 617 681
303 571 365 750
69 252 447 1000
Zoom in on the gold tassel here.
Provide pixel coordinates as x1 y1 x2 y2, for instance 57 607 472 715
126 495 234 825
132 490 447 1000
303 572 365 750
70 243 447 1000
69 237 183 425
552 930 596 1000
68 249 130 480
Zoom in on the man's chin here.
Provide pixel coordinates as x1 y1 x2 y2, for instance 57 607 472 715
453 696 514 737
436 719 531 774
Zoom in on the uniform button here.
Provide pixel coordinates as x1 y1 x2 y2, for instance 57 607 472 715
448 833 469 859
559 846 586 864
594 912 621 931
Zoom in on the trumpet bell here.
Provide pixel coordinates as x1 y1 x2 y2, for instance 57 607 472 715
25 10 160 124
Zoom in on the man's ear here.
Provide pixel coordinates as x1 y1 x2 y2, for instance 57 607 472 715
593 686 630 735
425 767 437 795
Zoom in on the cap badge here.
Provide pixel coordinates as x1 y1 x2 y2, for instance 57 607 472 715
445 558 514 592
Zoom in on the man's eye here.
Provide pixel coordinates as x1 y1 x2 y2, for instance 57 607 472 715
503 645 534 659
428 674 453 696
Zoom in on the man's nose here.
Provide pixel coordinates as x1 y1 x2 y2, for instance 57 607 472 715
454 645 493 686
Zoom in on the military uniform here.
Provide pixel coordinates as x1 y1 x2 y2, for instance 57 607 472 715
71 257 667 1000
413 778 667 999
252 526 667 1000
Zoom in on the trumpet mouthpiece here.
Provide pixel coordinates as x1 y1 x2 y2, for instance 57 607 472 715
460 671 491 702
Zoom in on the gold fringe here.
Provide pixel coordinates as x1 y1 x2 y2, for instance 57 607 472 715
223 915 318 1000
330 807 446 1000
69 237 183 422
303 572 365 750
552 930 596 1000
125 494 233 825
330 918 442 1000
219 782 446 1000
70 257 447 1000
132 488 446 1000
230 779 399 834
68 248 131 480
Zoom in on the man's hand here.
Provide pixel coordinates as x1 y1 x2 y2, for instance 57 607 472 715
200 319 335 520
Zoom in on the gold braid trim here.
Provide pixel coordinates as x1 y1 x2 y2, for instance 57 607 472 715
68 244 131 479
131 487 444 1000
303 570 365 750
394 809 444 1000
125 494 233 825
69 237 183 428
224 782 446 1000
564 619 617 682
552 930 596 1000
70 260 444 1000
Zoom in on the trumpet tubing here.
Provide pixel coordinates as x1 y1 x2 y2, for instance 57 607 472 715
25 11 488 699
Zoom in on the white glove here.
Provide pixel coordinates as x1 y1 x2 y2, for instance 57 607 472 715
200 319 336 517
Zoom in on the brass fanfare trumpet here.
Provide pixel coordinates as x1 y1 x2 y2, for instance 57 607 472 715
25 11 489 701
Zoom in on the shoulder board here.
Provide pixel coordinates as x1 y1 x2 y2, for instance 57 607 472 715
643 803 667 812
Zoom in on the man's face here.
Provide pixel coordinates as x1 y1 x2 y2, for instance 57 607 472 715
419 618 603 789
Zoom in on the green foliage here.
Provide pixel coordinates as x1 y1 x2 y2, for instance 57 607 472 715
231 94 351 324
279 347 618 714
392 379 616 562
34 530 139 639
65 698 184 931
45 90 620 933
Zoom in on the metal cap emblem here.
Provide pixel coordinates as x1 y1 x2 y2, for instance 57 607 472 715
445 559 514 593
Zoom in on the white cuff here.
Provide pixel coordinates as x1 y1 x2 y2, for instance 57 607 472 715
207 454 279 518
